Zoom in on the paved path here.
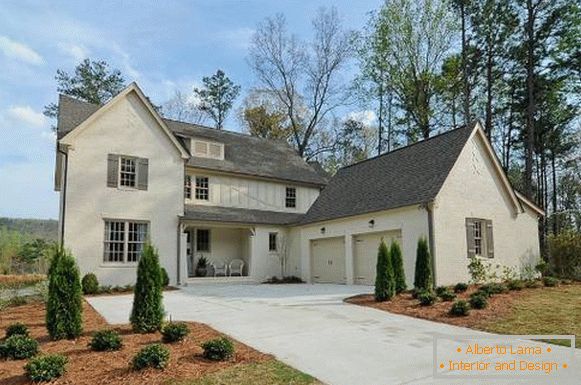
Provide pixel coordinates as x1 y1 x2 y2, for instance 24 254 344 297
87 284 579 385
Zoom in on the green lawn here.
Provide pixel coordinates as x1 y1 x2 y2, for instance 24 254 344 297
477 284 580 348
167 360 320 385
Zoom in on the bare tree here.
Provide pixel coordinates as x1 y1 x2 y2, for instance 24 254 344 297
162 90 207 125
248 8 354 158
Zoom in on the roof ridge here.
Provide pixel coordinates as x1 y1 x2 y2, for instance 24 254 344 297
339 121 477 172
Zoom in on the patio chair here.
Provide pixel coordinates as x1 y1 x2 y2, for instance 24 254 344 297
229 259 245 277
212 261 227 277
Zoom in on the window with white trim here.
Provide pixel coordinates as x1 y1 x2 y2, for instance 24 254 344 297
119 157 137 187
269 232 278 252
473 220 483 256
285 187 296 208
184 175 192 199
104 220 148 263
195 176 209 200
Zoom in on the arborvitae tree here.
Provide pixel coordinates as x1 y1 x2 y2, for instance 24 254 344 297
130 243 164 333
46 246 83 340
414 237 433 291
390 241 407 294
374 240 395 301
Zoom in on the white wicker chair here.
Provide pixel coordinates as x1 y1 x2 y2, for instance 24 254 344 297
212 262 227 277
229 259 245 277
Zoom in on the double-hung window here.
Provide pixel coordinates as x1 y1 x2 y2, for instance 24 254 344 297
184 175 192 199
104 220 148 263
195 176 209 200
196 229 210 252
285 187 296 208
269 232 278 252
119 157 137 187
466 218 494 258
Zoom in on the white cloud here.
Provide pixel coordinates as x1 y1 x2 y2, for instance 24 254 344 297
7 106 46 128
216 27 255 49
347 110 377 127
58 42 89 62
0 36 44 65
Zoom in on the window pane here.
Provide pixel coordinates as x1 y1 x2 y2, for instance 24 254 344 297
195 177 209 200
184 175 192 199
285 187 296 208
269 232 277 251
196 229 210 252
104 221 125 262
120 157 136 187
127 222 148 262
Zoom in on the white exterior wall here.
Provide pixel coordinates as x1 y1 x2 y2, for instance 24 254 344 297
62 92 184 286
433 132 541 285
297 206 429 286
186 169 319 213
249 226 289 280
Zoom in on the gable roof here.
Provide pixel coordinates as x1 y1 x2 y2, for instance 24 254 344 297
300 122 478 224
57 85 327 187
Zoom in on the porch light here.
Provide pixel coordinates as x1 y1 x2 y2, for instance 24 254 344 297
368 219 375 228
320 227 326 234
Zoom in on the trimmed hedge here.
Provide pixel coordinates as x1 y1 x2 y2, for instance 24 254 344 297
81 273 99 295
89 330 122 351
131 344 170 370
130 243 164 333
202 337 235 361
25 354 68 382
374 240 395 301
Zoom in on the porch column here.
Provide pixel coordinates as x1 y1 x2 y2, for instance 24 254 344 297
178 224 188 285
344 233 354 284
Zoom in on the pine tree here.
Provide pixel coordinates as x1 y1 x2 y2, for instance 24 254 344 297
414 237 433 291
390 241 407 293
46 246 83 340
130 243 164 333
374 240 395 301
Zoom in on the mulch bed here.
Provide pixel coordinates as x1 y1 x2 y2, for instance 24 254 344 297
0 301 271 385
345 285 534 329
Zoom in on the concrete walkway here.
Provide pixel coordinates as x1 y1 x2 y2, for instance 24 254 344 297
87 284 579 385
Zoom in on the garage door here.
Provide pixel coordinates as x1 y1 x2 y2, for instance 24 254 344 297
354 230 402 285
311 237 346 284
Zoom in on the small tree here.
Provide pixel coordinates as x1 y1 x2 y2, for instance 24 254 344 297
414 237 433 291
375 240 395 301
130 243 164 333
193 69 240 129
390 241 406 293
46 246 83 340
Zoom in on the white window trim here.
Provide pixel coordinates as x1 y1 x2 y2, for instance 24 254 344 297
184 174 192 200
194 175 210 202
118 156 138 190
285 186 297 209
102 219 149 266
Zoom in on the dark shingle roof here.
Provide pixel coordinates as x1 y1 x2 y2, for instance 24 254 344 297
182 205 303 225
300 123 477 224
56 95 327 186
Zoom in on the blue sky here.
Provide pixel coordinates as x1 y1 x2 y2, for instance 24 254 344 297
0 0 381 220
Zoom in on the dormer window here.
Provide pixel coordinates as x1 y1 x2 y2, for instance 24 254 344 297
285 187 297 208
192 139 224 160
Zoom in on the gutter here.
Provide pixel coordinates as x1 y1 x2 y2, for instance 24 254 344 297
425 201 437 287
58 145 68 246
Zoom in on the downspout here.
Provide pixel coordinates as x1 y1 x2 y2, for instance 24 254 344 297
426 201 437 287
58 145 68 246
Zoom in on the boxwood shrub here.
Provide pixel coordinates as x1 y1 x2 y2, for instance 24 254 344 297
453 283 469 293
161 322 190 343
89 329 122 351
81 273 99 295
417 291 437 306
202 337 235 361
24 354 68 382
449 300 470 316
1 335 39 359
131 344 170 370
5 322 29 338
507 280 524 291
438 290 457 302
479 282 508 295
469 294 488 309
543 276 559 287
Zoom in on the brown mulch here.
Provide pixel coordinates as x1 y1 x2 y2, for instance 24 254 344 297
0 275 46 288
0 301 271 385
345 285 533 329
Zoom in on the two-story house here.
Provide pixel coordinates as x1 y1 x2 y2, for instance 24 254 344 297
55 83 543 287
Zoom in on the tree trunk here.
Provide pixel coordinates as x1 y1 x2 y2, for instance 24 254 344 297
378 77 384 155
551 153 558 234
485 44 493 139
387 90 393 152
460 4 471 124
524 0 536 199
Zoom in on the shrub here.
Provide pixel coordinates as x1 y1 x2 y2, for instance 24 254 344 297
469 294 488 309
130 243 164 333
467 256 487 284
473 288 491 298
390 241 406 294
81 273 99 295
479 283 508 295
524 279 542 288
547 231 581 280
543 276 559 287
25 354 68 382
439 290 457 302
414 237 432 291
450 300 470 316
374 241 395 301
202 337 235 361
0 335 39 359
131 344 170 370
507 280 524 291
417 291 437 306
5 322 29 338
161 322 190 343
46 246 83 340
89 330 122 351
160 268 170 287
435 286 448 296
454 283 469 293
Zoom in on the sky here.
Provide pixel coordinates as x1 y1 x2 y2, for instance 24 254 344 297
0 0 382 220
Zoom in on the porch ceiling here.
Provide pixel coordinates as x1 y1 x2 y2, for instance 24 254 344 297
181 205 304 226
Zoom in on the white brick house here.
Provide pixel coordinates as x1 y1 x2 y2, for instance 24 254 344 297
55 83 542 287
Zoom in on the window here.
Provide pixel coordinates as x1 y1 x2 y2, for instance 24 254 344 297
104 220 148 263
269 232 278 252
195 176 209 200
466 218 494 258
196 229 210 252
184 175 192 199
285 187 296 208
119 157 136 187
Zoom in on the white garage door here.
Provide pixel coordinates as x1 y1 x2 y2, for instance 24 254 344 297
311 237 346 284
353 230 402 285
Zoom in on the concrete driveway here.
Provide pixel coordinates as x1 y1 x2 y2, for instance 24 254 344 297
87 284 579 385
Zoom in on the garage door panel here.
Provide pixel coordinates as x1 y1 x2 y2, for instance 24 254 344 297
311 237 346 284
354 230 402 285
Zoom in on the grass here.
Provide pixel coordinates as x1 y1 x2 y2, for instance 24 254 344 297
167 360 320 385
477 284 580 348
